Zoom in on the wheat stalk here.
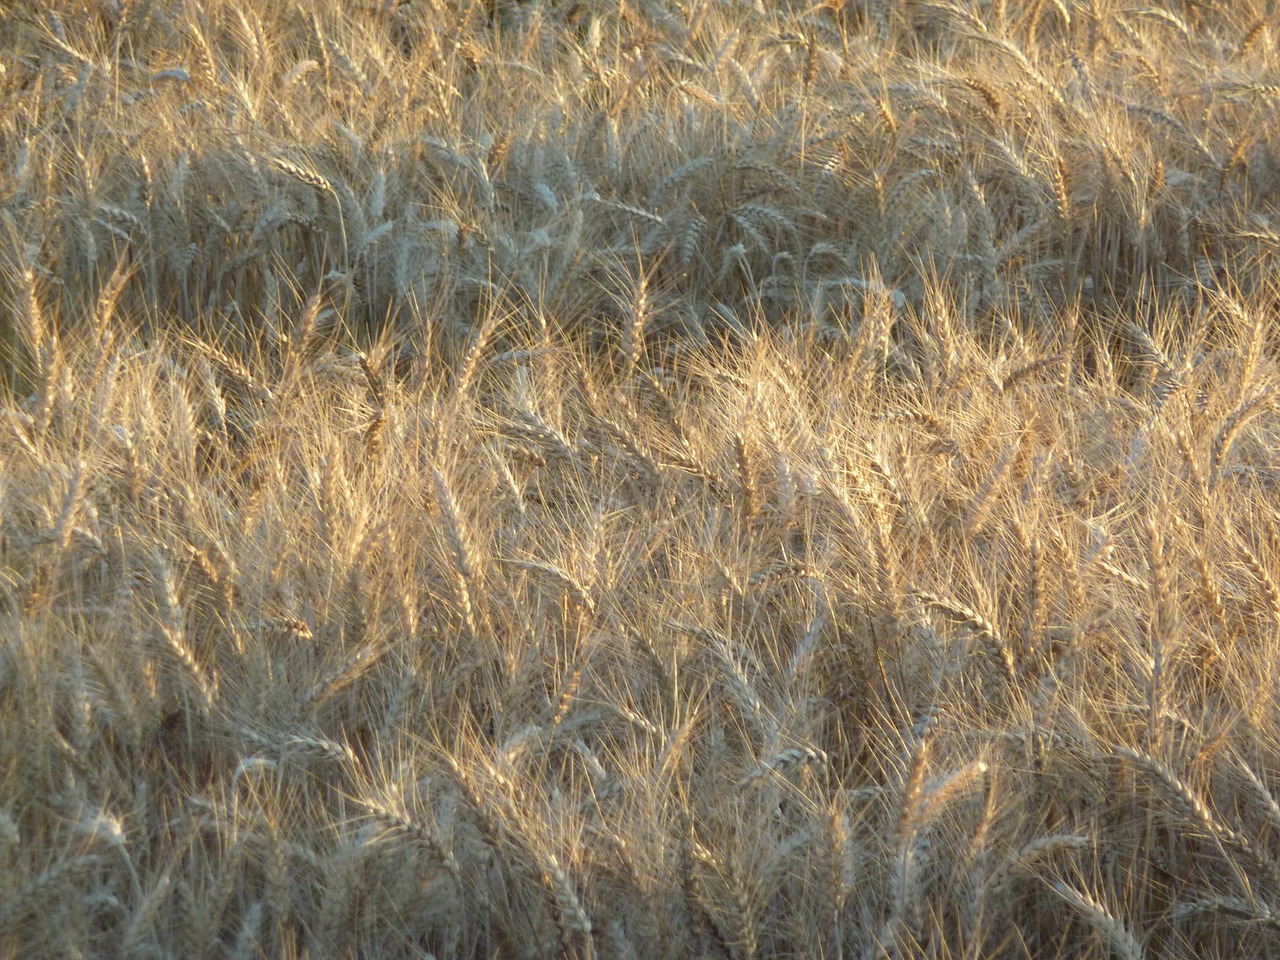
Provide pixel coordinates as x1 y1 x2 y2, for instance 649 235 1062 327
1052 882 1145 960
1211 387 1275 484
150 551 214 709
912 589 1017 684
432 465 482 638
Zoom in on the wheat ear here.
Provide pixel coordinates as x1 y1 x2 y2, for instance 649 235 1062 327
1052 882 1145 960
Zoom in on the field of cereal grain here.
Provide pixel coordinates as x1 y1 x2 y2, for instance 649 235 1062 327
4 1 1280 956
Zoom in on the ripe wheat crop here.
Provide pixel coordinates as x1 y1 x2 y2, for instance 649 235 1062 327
3 0 1280 957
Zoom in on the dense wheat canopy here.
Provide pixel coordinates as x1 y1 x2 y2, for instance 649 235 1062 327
4 0 1280 958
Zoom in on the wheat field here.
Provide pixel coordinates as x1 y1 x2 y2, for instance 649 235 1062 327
4 0 1280 957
